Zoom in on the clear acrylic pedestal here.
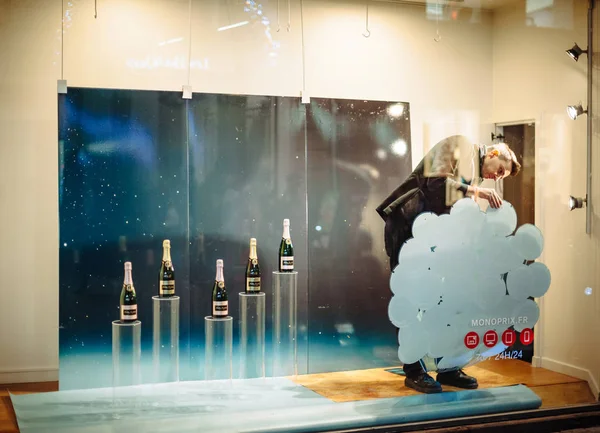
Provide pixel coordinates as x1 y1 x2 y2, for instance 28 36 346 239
152 296 180 383
204 316 233 381
111 320 142 387
271 271 298 377
239 292 266 379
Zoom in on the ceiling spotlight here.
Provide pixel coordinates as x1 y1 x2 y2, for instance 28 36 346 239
491 132 505 141
566 42 588 62
566 103 587 120
569 195 586 211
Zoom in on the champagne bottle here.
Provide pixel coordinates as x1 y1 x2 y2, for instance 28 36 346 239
159 239 175 297
245 238 261 293
212 259 228 318
120 261 138 322
278 218 294 272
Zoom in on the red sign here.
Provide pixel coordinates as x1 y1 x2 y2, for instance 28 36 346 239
502 329 516 346
520 328 534 345
464 331 479 349
483 330 498 348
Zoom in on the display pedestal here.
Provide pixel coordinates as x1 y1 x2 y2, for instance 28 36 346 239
111 320 141 387
204 316 233 381
152 296 180 383
271 271 298 377
239 292 266 379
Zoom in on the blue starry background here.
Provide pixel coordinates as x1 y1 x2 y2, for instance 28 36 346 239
58 88 413 390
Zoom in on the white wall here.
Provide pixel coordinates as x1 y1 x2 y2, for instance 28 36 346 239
0 0 61 383
493 0 600 398
302 0 495 160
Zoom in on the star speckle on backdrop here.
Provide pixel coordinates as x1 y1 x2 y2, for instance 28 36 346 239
58 89 189 358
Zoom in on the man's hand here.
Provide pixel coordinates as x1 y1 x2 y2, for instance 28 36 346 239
478 188 502 208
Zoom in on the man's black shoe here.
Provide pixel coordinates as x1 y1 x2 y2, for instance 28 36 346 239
436 369 479 389
405 373 443 394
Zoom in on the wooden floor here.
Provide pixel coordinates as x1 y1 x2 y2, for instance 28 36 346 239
0 382 58 433
0 360 595 433
291 359 596 407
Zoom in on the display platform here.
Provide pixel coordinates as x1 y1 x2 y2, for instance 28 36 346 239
292 364 523 403
10 377 541 433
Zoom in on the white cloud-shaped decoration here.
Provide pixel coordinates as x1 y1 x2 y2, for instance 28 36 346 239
388 198 551 372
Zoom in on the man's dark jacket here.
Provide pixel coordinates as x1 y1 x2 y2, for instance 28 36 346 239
376 137 481 270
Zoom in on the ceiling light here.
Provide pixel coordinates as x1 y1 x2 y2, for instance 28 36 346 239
391 139 408 157
566 42 588 62
387 103 405 118
217 21 249 32
566 103 587 120
376 149 388 160
569 195 586 211
158 37 183 47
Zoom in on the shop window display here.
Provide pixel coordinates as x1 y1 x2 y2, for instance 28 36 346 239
39 87 553 431
2 0 599 432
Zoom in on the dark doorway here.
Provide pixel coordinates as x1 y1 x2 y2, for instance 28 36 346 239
501 123 536 228
498 122 536 364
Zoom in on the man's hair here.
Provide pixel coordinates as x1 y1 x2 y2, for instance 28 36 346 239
491 143 522 177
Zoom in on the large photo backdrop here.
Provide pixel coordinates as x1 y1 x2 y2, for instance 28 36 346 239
58 88 412 389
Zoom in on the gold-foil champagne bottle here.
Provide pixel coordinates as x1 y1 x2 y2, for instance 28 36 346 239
245 238 261 293
159 239 175 297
